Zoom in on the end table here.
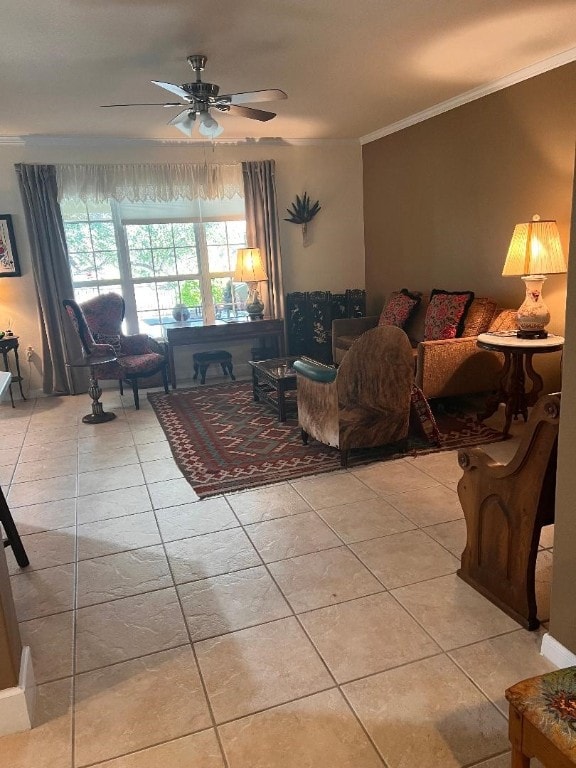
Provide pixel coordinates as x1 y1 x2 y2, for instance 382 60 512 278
0 335 26 408
477 332 564 438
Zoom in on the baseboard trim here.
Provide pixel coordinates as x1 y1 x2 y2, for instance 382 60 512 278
0 646 36 737
541 632 576 668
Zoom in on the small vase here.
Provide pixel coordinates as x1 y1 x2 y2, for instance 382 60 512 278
172 304 190 322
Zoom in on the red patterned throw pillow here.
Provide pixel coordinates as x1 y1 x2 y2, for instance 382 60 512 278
379 289 422 328
410 385 441 446
424 289 475 341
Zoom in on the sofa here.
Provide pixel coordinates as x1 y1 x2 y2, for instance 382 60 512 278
332 292 516 399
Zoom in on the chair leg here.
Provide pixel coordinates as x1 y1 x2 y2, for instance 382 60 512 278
200 364 208 385
340 450 349 468
227 362 236 381
301 428 309 445
131 379 140 410
0 486 29 568
119 379 124 395
162 364 169 394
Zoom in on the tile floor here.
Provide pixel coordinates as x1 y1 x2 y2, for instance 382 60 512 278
0 387 555 768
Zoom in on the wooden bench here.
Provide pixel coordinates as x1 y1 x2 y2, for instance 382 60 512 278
457 393 560 630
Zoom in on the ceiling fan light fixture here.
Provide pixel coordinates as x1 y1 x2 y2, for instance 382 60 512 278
198 110 223 138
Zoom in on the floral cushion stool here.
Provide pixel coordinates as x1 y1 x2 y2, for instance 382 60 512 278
506 667 576 767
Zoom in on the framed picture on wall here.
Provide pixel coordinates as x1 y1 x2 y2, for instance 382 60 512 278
0 214 21 277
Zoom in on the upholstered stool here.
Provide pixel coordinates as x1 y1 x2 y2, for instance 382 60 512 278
506 667 576 767
193 350 236 385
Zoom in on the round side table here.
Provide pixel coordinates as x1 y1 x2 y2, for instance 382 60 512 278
477 332 564 438
67 354 117 424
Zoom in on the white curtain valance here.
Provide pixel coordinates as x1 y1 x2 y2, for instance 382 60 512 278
55 163 243 203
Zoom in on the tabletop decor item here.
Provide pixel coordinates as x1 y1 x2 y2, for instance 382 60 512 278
284 192 321 246
0 214 21 277
502 214 567 338
172 303 191 322
233 247 268 320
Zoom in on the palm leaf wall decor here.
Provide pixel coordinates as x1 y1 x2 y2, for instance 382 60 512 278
284 192 321 246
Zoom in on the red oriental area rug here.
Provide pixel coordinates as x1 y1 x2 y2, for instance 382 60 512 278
148 382 502 498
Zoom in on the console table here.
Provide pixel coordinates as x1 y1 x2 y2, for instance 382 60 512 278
166 318 285 389
477 332 564 438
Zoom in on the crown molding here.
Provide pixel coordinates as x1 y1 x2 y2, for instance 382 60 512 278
0 135 358 148
0 137 25 146
361 47 576 145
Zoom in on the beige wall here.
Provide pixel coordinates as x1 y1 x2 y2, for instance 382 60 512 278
363 61 576 654
363 62 575 390
0 141 364 392
550 163 576 654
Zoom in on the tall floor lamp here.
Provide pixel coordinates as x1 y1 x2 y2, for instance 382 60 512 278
234 248 268 320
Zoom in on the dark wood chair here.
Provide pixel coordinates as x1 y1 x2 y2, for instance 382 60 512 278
1 485 29 569
457 392 560 630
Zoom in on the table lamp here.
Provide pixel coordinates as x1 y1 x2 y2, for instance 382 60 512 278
502 214 567 338
234 248 268 320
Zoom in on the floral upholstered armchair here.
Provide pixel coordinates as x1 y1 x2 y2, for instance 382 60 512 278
63 293 169 409
293 325 414 467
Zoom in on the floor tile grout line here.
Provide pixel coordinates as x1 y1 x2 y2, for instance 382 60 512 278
463 748 513 768
229 517 394 768
74 640 193 679
447 652 515 724
74 726 221 768
152 505 232 768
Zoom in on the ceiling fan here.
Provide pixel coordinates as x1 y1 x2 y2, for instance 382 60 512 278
101 54 287 138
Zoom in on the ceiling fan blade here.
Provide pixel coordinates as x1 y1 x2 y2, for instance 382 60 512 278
220 89 287 105
152 80 192 100
101 102 184 108
225 104 277 122
168 110 196 137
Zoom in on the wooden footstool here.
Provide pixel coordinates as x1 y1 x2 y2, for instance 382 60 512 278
192 350 236 385
506 667 576 767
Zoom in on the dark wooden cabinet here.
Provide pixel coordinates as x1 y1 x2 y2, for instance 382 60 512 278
286 289 366 363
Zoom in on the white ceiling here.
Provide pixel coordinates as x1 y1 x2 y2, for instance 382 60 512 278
1 0 575 143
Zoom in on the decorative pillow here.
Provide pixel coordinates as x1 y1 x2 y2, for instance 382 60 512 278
410 385 441 446
462 297 497 336
424 289 475 341
379 289 422 328
94 332 122 355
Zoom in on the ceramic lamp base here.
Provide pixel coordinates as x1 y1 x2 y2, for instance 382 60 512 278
516 275 550 336
246 284 265 320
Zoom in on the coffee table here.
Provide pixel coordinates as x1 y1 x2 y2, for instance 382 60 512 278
249 357 299 422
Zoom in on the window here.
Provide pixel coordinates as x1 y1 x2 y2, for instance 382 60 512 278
61 197 248 336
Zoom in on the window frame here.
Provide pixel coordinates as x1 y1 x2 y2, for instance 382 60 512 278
64 199 247 335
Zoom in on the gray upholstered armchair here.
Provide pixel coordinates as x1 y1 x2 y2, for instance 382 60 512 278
293 325 414 467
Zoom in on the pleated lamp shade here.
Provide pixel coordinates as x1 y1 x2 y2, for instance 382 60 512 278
502 216 566 276
234 248 268 282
